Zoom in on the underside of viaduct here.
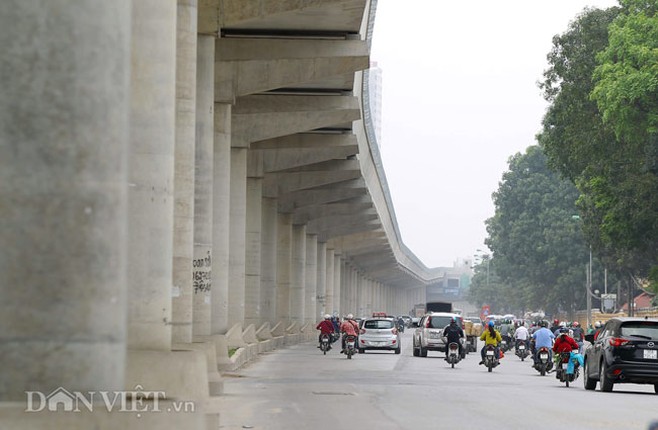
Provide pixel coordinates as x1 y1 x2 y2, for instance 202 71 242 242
0 1 451 428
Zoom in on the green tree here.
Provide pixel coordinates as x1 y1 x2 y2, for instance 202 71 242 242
479 146 590 315
538 3 657 288
589 0 658 283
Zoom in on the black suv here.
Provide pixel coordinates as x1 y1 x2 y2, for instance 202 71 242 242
583 317 658 393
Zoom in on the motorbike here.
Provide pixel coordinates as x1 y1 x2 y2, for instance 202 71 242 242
344 335 357 359
515 340 530 361
533 346 553 376
445 341 461 368
500 335 513 352
319 333 331 355
483 344 500 372
556 350 581 387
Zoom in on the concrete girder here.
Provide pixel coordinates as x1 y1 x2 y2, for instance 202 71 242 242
217 0 368 32
306 213 378 232
340 242 391 257
253 134 359 172
277 158 358 173
328 230 387 249
316 220 381 242
291 201 373 225
303 208 378 234
276 178 366 212
232 95 360 147
215 38 368 102
263 168 361 196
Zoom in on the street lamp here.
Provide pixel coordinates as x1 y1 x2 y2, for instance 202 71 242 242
572 215 596 328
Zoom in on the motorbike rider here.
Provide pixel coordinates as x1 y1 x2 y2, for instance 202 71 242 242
531 320 555 365
552 327 580 375
549 319 561 334
479 320 502 365
340 314 359 353
571 321 585 353
442 317 465 360
513 320 530 352
316 314 335 349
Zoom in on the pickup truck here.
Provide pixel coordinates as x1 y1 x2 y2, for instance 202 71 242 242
412 312 467 358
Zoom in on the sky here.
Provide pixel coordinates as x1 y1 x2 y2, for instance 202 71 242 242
369 0 619 268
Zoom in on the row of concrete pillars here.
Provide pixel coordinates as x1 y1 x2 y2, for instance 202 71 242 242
0 1 426 428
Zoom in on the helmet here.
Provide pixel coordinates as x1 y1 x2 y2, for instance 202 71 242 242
540 321 548 328
488 320 495 327
553 319 559 325
518 321 524 327
594 321 602 328
559 327 569 335
573 321 580 327
560 321 567 327
324 314 330 320
347 313 353 319
451 317 457 323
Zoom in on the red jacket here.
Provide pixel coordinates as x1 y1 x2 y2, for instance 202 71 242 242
553 334 579 353
316 320 334 334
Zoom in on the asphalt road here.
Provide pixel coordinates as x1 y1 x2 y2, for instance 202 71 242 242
218 331 658 430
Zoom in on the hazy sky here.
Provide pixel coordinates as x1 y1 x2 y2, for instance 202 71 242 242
370 0 619 268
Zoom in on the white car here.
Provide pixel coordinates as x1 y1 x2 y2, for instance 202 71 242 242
413 312 466 358
357 317 401 354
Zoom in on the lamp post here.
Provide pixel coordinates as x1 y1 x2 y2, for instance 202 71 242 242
572 215 596 328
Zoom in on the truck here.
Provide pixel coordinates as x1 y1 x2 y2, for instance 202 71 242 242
425 301 453 313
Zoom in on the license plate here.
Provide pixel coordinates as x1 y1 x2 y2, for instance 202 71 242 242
486 350 494 356
644 349 657 359
347 342 354 347
519 345 525 350
540 353 548 360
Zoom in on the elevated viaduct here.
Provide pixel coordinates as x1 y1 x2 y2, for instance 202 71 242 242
0 1 458 428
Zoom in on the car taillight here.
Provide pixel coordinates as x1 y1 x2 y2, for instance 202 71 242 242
609 338 629 347
359 329 365 334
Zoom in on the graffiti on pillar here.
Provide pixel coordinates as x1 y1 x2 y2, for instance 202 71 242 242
192 250 212 294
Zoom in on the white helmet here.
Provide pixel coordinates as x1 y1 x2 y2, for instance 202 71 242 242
324 314 330 320
347 313 354 319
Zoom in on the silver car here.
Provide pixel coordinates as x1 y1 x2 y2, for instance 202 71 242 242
358 317 401 354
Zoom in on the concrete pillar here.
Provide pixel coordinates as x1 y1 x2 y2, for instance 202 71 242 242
172 0 198 344
276 213 292 322
260 197 278 324
305 234 318 324
212 103 231 334
192 34 214 337
245 174 263 326
228 147 247 326
291 225 306 325
0 1 130 400
316 242 327 318
127 0 177 351
325 249 335 315
333 254 342 316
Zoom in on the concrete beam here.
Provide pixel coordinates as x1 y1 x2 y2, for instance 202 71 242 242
219 0 367 32
231 95 360 147
215 38 368 102
254 134 359 172
276 179 366 211
263 159 361 196
292 200 373 225
316 220 381 242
